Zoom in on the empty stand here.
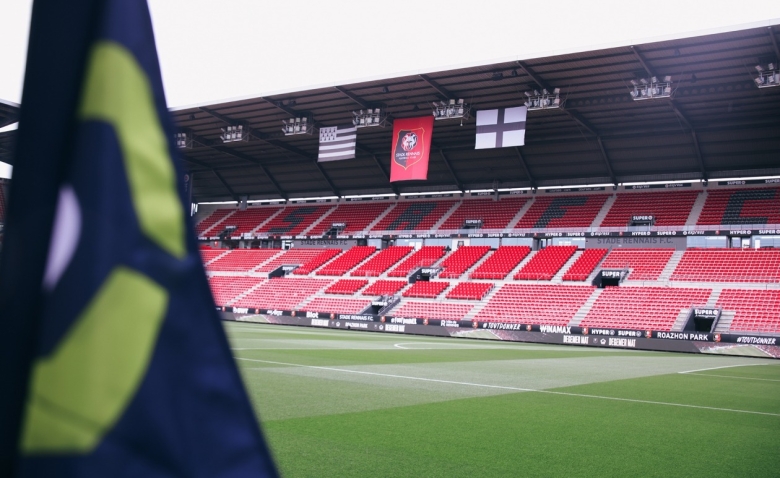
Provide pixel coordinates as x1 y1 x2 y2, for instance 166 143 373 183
514 245 577 280
372 200 457 231
362 280 408 296
439 197 528 230
351 246 413 277
402 281 450 298
232 278 332 310
470 246 531 279
671 249 780 283
206 249 279 272
208 276 265 306
292 249 342 275
325 279 369 295
196 209 233 236
562 248 607 281
219 208 279 236
316 246 376 276
304 297 371 314
446 282 493 300
600 191 700 227
476 284 594 325
582 287 711 331
200 248 228 265
698 187 780 225
600 249 674 281
387 246 446 277
717 289 780 334
515 195 608 229
257 205 331 235
393 302 474 320
439 246 491 278
257 248 331 273
307 203 393 235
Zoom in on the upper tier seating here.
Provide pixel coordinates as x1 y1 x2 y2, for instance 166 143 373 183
716 289 780 334
671 249 780 283
257 248 332 273
439 197 528 230
514 245 578 280
402 281 450 298
208 276 265 307
256 205 332 235
325 279 369 295
698 187 780 225
304 297 371 314
362 280 408 296
232 278 332 310
515 195 608 229
292 249 342 275
351 246 413 277
475 284 595 325
371 200 457 231
387 246 447 277
196 209 233 236
599 191 700 227
439 246 491 278
206 249 280 272
393 302 474 320
581 287 711 331
562 248 608 281
470 246 531 279
446 282 493 300
316 246 376 276
217 208 279 237
600 249 675 281
306 203 393 235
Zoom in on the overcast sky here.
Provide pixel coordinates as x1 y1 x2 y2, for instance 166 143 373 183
1 1 779 178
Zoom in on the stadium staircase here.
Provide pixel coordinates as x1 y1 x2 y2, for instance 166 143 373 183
670 309 693 332
685 190 708 226
658 250 685 281
362 203 396 233
551 250 583 283
464 284 504 320
298 205 337 236
568 288 603 327
591 194 616 227
246 208 284 236
227 280 267 306
505 198 535 229
713 311 735 334
203 249 231 267
431 201 462 230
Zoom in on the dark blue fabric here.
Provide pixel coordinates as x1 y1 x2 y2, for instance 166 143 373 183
0 1 278 476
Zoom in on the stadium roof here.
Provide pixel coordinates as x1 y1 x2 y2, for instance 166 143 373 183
1 25 779 201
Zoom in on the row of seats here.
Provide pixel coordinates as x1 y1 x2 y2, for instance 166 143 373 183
351 246 413 277
446 282 493 300
387 246 446 277
208 276 264 306
195 209 233 236
257 248 328 273
303 297 371 314
600 191 700 227
717 289 780 334
232 278 332 310
514 245 577 280
307 203 393 235
393 301 475 320
316 246 376 276
362 280 408 296
440 246 491 278
372 200 457 231
439 197 528 230
325 279 369 295
600 248 675 281
219 208 279 237
403 281 449 298
698 187 780 226
671 249 780 283
292 249 342 275
470 246 531 279
476 284 595 325
206 249 279 272
516 195 608 229
562 248 607 281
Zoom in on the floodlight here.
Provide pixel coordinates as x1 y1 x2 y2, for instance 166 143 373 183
432 98 471 121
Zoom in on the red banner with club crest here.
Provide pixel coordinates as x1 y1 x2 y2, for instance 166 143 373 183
390 116 434 182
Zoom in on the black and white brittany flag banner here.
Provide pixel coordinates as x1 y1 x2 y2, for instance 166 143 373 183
318 124 357 162
474 106 527 149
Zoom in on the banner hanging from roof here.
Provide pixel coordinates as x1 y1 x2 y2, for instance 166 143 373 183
475 106 526 149
390 116 434 182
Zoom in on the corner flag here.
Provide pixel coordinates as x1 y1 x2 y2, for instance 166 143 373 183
0 1 277 476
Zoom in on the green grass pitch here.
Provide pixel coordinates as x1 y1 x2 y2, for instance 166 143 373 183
226 322 780 477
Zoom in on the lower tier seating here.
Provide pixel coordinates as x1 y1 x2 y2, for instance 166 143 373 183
387 246 446 277
581 287 711 331
208 276 264 306
402 281 450 298
292 249 342 275
562 248 607 281
362 280 408 296
475 284 595 325
671 249 780 283
232 278 332 310
304 298 371 314
599 248 674 281
325 279 369 295
316 246 376 276
514 245 578 280
393 302 474 320
716 289 780 334
206 249 280 272
446 282 493 300
351 246 413 277
200 249 227 265
439 246 491 278
470 246 530 279
256 248 329 273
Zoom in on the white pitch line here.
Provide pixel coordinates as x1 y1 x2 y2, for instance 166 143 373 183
236 357 780 418
678 363 768 374
682 373 780 383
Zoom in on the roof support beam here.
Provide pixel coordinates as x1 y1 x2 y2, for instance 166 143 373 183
333 86 370 109
513 147 535 188
438 149 464 192
596 137 617 185
769 26 780 61
313 161 341 196
357 144 399 195
419 74 453 100
212 169 239 201
629 45 657 78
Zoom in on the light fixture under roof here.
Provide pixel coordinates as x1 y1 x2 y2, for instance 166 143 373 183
523 88 561 111
629 76 672 100
432 99 470 121
220 124 249 143
174 132 192 149
754 63 779 88
281 117 313 136
352 108 387 128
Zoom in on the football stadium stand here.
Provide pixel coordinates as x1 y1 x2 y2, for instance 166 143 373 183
697 187 780 225
324 279 369 295
351 246 413 276
599 249 675 281
232 278 332 310
306 202 393 235
470 246 531 279
292 249 342 275
206 249 279 272
439 197 528 230
316 246 375 276
515 195 608 228
514 245 578 280
446 282 493 300
372 200 457 231
717 289 780 334
362 280 408 296
475 284 595 325
303 297 371 314
208 276 264 306
393 302 474 321
387 246 447 277
599 191 700 227
256 205 332 235
403 281 450 298
196 209 234 236
671 249 780 283
214 208 279 237
256 248 332 273
439 246 491 278
562 248 608 281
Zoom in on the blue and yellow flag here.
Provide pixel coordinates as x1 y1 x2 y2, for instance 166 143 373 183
0 1 277 476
